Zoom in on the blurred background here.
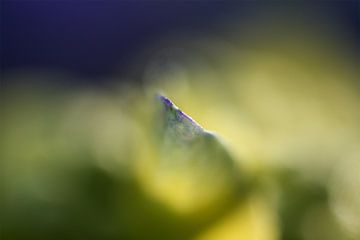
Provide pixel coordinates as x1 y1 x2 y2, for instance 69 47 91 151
1 1 359 240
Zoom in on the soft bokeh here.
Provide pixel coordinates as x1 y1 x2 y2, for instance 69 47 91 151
1 2 359 240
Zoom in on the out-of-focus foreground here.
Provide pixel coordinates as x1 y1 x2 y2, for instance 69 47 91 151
1 3 359 240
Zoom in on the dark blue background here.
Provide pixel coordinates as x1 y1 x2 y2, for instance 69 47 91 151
1 1 359 83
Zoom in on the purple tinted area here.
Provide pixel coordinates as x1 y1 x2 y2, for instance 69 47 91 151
178 110 194 123
158 95 173 108
158 94 203 129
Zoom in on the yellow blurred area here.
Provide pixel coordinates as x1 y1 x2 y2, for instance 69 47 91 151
139 15 359 239
1 7 359 240
195 197 278 240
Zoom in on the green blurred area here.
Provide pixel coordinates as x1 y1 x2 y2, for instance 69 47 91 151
1 7 359 240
